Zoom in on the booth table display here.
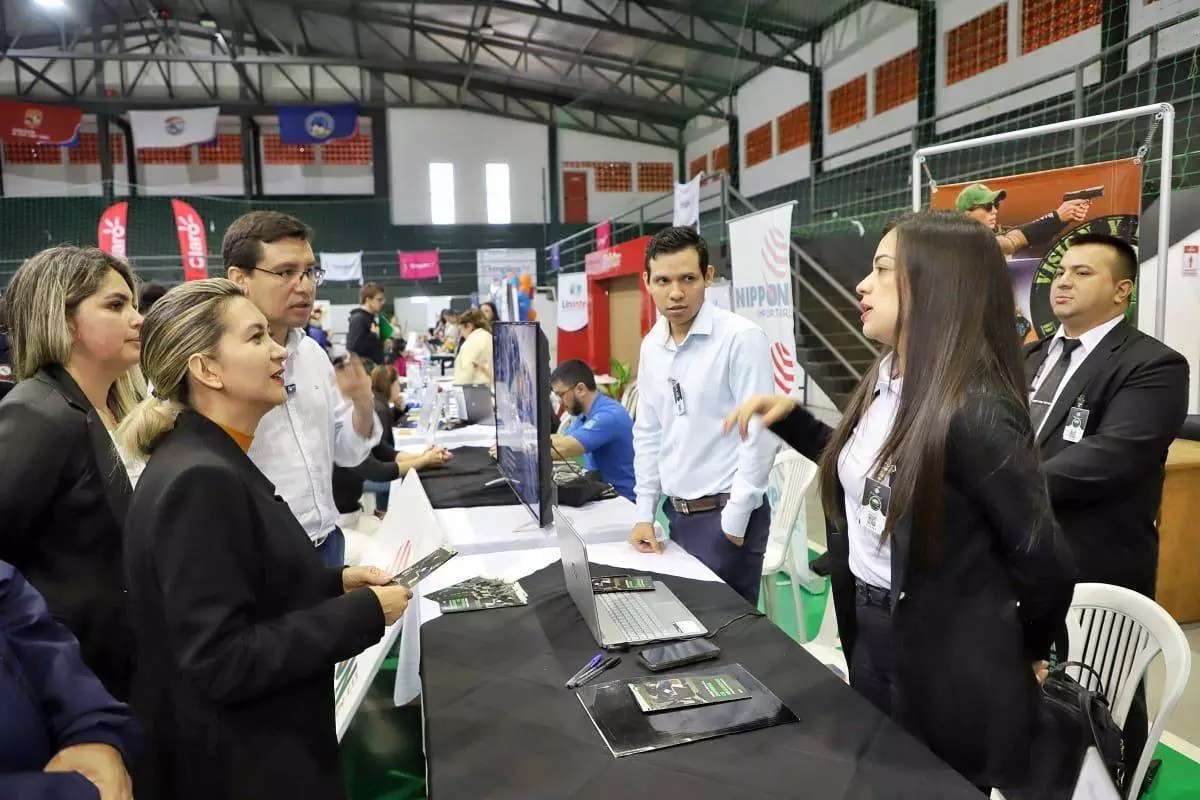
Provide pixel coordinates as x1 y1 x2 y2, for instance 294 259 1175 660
1157 438 1200 623
418 556 983 800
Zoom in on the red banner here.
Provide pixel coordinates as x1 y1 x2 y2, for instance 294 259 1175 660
398 250 441 280
97 202 129 259
0 100 81 144
171 199 208 282
595 220 611 251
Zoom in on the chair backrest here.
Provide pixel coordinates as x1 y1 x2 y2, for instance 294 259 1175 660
763 449 819 573
1064 583 1192 799
621 379 639 421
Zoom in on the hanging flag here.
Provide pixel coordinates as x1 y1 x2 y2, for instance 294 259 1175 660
320 251 364 284
0 100 81 144
549 244 561 273
398 250 441 280
276 104 358 145
128 107 219 149
97 202 129 259
673 174 702 230
595 220 611 251
171 199 209 282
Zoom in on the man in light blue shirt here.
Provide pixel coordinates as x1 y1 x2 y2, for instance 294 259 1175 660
550 359 635 502
629 227 778 605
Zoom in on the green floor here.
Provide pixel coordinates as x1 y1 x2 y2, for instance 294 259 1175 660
340 564 1200 800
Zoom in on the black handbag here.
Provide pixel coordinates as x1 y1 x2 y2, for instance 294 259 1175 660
555 470 616 507
1019 661 1124 800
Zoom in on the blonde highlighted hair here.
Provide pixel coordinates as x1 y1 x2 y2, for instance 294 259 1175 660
4 245 145 420
116 278 245 459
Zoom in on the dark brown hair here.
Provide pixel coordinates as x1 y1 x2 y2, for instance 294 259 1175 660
360 282 384 304
817 211 1026 554
222 211 313 270
371 364 398 398
457 308 490 333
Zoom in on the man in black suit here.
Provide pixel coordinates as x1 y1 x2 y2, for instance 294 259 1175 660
1025 233 1189 788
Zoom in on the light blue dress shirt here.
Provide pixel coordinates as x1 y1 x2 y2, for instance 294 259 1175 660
633 301 779 539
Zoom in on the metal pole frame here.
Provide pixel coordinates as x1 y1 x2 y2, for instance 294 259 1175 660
911 102 1175 342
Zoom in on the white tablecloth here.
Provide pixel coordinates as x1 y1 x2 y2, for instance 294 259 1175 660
393 424 495 451
392 541 721 705
435 497 644 556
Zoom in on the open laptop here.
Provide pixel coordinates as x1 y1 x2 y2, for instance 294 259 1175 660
557 513 707 648
458 384 494 424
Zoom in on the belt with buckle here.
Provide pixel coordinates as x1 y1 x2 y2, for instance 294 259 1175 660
854 577 892 607
670 493 731 516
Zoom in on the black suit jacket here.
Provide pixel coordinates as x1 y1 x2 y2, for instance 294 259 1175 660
770 388 1075 789
124 411 386 800
1024 319 1189 596
0 365 135 700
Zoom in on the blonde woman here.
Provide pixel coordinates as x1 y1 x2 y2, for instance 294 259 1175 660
117 279 411 800
453 307 494 387
0 245 145 701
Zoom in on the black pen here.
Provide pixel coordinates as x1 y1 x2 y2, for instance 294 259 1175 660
564 653 603 688
571 656 621 689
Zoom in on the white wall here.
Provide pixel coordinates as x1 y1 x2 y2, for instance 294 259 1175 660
935 0 1101 135
1136 228 1200 415
388 109 549 225
557 129 677 223
736 62 812 195
1128 0 1197 68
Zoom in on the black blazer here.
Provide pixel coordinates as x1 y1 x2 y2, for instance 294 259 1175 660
0 365 135 700
770 388 1075 789
124 411 386 800
1024 319 1189 596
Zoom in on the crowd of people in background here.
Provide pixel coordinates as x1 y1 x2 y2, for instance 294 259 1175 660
0 207 1189 798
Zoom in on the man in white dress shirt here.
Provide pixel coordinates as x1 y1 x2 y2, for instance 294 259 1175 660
224 211 382 568
629 227 778 605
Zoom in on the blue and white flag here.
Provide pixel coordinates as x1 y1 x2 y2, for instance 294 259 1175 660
128 107 219 149
276 104 358 145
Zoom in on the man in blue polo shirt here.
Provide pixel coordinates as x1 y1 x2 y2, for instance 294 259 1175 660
549 359 635 502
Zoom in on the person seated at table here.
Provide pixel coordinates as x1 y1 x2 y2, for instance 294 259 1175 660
0 559 139 800
453 308 494 388
116 278 413 800
332 365 450 518
0 246 146 702
550 359 635 502
725 211 1075 795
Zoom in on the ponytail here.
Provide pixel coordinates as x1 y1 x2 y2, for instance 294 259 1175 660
116 396 186 460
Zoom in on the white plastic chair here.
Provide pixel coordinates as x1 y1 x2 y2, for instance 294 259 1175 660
760 450 824 639
1058 583 1192 798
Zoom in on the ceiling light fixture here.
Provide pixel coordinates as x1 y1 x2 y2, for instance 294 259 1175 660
34 0 67 10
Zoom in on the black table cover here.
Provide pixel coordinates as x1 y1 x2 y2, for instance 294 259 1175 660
420 562 982 799
417 446 522 509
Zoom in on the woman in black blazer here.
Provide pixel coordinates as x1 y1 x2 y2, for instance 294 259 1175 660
727 212 1075 793
0 246 146 701
117 279 413 800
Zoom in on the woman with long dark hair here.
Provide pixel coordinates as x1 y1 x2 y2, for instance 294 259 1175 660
726 211 1075 793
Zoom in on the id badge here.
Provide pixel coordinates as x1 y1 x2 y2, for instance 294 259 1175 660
670 380 686 416
1063 407 1089 443
858 478 891 535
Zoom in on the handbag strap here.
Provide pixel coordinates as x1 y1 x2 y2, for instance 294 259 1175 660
1052 660 1109 699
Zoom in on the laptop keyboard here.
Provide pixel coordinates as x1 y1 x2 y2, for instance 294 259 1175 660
598 592 670 642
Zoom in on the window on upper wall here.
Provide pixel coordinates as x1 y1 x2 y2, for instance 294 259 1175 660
874 49 919 114
593 162 633 192
776 104 810 153
198 134 243 165
744 123 773 167
3 141 64 165
638 162 674 193
829 75 868 133
1021 0 1102 54
689 154 708 179
711 144 729 173
429 162 455 225
138 147 192 165
485 162 511 224
946 4 1008 86
322 130 373 165
67 132 126 165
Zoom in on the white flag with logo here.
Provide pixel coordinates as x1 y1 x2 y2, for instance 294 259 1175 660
673 174 702 230
557 272 589 332
728 201 799 395
128 107 220 149
320 251 364 284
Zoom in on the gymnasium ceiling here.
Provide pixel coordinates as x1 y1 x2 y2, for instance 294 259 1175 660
0 0 921 146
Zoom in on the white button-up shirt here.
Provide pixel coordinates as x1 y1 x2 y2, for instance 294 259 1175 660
633 301 778 539
837 355 901 590
248 329 382 545
1029 315 1124 437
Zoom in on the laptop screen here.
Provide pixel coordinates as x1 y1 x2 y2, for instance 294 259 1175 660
556 513 602 639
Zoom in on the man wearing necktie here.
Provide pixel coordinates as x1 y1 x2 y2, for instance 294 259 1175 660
1024 232 1188 788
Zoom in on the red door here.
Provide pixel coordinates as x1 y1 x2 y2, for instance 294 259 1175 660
563 171 589 223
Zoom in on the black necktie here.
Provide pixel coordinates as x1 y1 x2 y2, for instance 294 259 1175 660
1030 338 1082 432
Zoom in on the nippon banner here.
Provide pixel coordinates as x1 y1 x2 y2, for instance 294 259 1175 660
171 199 209 282
0 100 81 144
97 202 129 259
930 158 1142 342
729 202 798 395
399 250 441 280
557 272 589 333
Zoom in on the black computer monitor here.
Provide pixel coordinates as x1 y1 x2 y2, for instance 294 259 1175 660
493 321 554 526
